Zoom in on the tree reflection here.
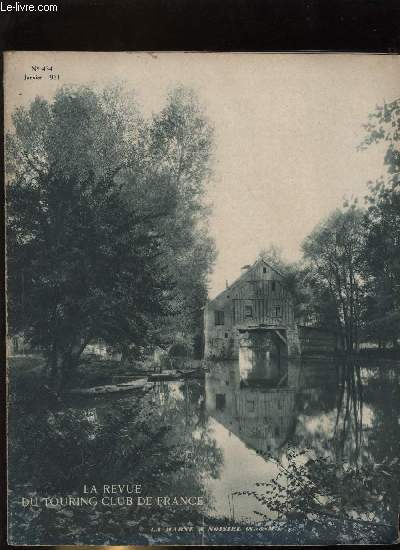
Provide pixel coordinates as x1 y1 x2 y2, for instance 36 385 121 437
9 380 223 545
233 358 400 544
9 358 400 545
334 360 364 464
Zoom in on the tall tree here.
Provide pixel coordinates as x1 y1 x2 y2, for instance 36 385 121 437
359 99 400 348
302 205 366 351
258 244 286 271
143 87 216 356
7 85 215 387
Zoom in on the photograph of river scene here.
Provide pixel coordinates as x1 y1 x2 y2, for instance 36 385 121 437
5 52 400 545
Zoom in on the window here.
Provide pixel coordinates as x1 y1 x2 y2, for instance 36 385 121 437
215 310 224 325
274 426 280 437
224 332 228 338
275 306 281 317
272 281 276 291
245 305 253 318
263 266 267 274
216 394 226 411
247 400 255 412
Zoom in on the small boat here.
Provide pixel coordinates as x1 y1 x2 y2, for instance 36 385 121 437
148 370 181 381
68 378 151 396
177 368 205 379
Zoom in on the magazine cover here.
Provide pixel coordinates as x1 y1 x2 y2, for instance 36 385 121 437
5 51 400 545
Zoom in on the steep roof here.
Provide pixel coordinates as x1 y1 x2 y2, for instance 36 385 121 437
209 257 286 303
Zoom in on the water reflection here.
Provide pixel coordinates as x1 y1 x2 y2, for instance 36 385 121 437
238 330 289 386
205 360 300 457
203 354 400 542
202 358 299 521
9 352 400 544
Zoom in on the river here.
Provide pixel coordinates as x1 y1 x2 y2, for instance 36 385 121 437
9 356 400 545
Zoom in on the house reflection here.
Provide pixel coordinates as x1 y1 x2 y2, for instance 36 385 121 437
205 357 301 457
238 328 289 385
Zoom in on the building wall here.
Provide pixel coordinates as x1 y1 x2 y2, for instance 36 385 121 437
204 261 297 359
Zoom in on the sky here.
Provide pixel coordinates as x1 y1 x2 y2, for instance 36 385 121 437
5 52 400 298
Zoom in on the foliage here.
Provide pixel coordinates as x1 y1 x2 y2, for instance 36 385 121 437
291 99 400 350
8 372 222 544
145 87 217 357
359 99 400 348
302 206 366 351
168 341 190 358
234 447 397 544
6 85 215 388
258 244 286 272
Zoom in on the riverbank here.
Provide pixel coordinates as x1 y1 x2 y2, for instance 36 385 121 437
8 354 204 392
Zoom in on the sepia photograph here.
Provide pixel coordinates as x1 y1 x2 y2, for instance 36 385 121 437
5 51 400 545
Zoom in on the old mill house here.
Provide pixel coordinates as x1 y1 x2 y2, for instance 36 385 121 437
204 258 336 384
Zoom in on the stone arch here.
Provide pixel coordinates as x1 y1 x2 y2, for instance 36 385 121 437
238 329 288 385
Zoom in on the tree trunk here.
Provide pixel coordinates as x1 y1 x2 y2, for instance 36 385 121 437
121 344 135 366
48 344 63 392
58 335 90 392
59 354 77 391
